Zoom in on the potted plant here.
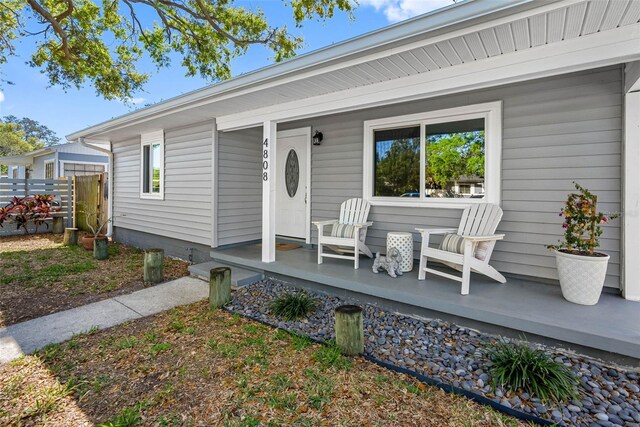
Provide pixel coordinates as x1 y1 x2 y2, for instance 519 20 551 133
80 208 112 260
548 182 618 305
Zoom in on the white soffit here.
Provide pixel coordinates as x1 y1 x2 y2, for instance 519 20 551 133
71 0 640 139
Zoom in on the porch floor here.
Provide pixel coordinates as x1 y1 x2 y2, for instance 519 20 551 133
210 243 640 361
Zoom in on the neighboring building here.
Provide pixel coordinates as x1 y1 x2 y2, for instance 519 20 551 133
66 0 640 357
0 142 109 180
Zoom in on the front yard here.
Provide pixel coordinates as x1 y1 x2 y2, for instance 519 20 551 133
0 235 189 327
0 302 527 426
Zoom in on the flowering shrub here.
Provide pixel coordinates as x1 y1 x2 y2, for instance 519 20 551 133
0 195 60 234
548 182 618 256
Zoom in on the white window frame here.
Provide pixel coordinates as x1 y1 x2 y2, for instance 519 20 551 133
9 166 19 179
139 130 165 200
363 101 502 209
44 159 55 179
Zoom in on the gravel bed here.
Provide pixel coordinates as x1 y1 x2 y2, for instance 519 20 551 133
227 279 640 427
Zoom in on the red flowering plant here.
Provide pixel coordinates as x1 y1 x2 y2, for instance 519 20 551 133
0 195 60 234
548 182 618 256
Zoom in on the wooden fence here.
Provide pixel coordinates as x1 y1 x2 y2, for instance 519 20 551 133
0 177 73 236
73 173 108 232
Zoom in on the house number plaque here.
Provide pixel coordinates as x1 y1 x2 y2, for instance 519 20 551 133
262 138 269 181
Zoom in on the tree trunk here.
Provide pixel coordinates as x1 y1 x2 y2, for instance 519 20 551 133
93 237 109 260
63 228 78 246
335 304 364 356
144 249 164 284
52 216 64 234
209 267 231 309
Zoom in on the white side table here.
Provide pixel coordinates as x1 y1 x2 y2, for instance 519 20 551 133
386 232 414 272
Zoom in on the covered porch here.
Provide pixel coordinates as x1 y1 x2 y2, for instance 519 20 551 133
210 242 640 363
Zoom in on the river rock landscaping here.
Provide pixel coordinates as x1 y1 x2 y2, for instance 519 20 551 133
227 279 640 427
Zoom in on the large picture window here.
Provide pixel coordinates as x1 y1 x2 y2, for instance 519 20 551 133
364 102 501 208
140 130 164 200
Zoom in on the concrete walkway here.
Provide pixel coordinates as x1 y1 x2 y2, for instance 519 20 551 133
0 276 207 364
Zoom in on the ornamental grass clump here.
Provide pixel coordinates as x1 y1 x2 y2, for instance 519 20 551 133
270 291 317 321
486 341 577 403
548 182 618 256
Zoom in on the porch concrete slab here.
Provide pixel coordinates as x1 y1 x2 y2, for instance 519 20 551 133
0 276 207 364
113 276 208 317
188 261 263 287
212 245 640 360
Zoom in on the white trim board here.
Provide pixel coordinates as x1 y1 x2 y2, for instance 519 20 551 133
217 23 640 131
623 92 640 301
362 101 502 210
211 119 219 248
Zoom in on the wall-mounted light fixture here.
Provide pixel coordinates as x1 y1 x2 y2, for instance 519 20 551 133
312 130 323 145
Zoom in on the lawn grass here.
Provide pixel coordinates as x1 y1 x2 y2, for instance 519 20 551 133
0 302 531 426
0 234 189 327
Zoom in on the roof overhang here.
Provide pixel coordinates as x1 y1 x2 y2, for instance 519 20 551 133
68 0 640 140
0 154 34 166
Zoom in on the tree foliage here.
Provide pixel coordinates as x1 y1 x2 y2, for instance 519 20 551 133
374 137 420 197
0 122 44 156
2 115 61 146
0 0 353 101
426 131 484 188
374 131 484 197
0 121 46 174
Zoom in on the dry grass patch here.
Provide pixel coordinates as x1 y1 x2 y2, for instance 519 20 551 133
0 234 189 327
1 302 531 426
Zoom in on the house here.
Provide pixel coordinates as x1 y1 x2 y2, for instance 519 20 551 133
0 142 109 180
68 0 640 359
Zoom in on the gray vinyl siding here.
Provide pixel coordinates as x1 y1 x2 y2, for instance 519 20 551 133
279 66 622 288
31 153 55 179
112 122 213 246
217 127 262 246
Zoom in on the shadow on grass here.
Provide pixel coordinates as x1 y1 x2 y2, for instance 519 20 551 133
0 236 188 327
0 302 531 427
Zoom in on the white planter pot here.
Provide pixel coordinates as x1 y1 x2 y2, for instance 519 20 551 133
554 250 609 305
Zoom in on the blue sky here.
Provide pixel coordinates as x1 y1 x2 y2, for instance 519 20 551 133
0 0 452 140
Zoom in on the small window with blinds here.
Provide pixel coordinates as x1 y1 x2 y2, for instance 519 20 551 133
44 160 55 179
140 130 164 200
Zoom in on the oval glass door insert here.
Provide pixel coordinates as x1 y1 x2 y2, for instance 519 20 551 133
285 149 299 198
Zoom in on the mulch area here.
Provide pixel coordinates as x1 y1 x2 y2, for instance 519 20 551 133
0 302 529 426
0 234 189 327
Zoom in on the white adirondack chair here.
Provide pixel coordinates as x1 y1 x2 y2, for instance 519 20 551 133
313 198 373 269
416 203 506 295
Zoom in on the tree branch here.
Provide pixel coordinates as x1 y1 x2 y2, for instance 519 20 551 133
25 0 72 60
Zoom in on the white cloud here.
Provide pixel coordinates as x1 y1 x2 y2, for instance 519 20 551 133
0 90 5 103
359 0 455 23
129 97 145 105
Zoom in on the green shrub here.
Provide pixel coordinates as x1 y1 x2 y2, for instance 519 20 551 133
486 341 577 403
269 292 316 321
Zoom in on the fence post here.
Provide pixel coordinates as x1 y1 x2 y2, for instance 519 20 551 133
67 176 73 227
24 178 28 196
72 176 77 228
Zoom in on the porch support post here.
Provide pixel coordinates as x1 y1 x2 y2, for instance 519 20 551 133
623 90 640 301
262 120 277 263
211 118 218 248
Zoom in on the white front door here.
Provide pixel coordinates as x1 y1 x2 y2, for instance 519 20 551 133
276 128 310 240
